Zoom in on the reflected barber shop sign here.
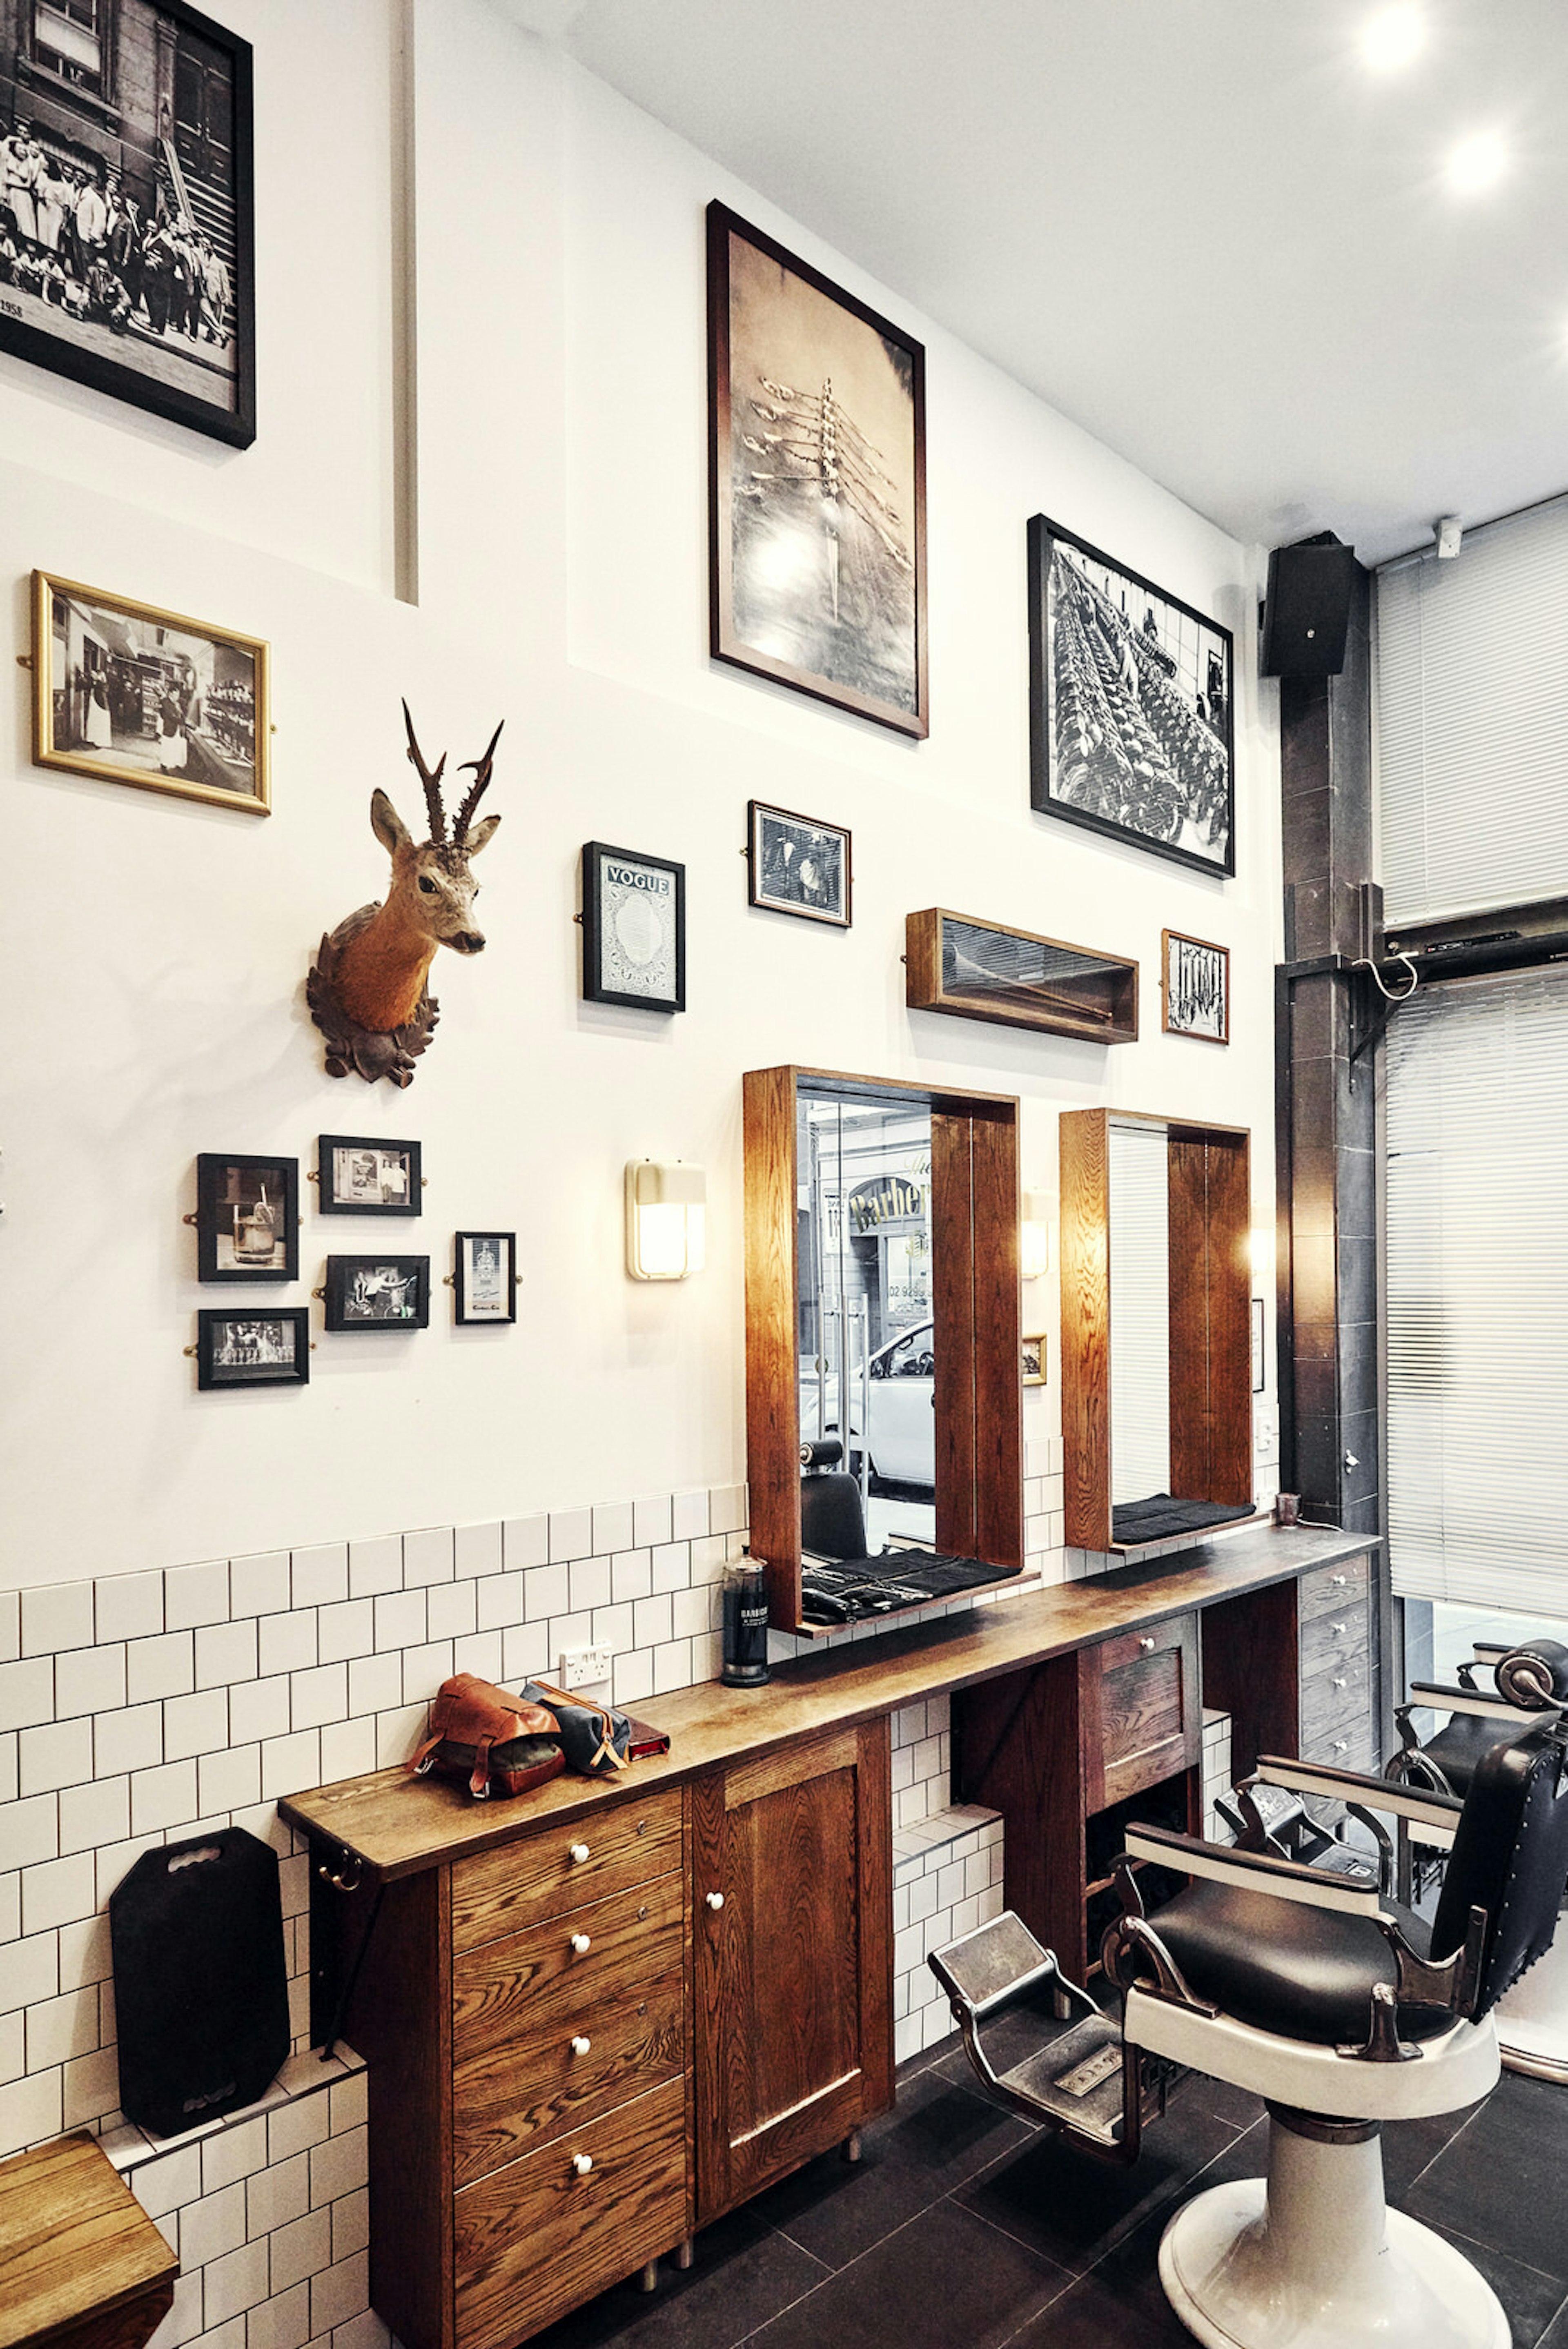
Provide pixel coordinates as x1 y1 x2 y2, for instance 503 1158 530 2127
848 1173 930 1235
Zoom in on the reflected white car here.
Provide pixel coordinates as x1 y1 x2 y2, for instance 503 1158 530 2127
801 1319 935 1489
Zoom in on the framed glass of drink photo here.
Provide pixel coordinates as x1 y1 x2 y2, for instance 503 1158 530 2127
194 1153 298 1282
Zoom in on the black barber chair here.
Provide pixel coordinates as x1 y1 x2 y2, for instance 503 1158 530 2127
933 1721 1568 2349
1385 1635 1568 2082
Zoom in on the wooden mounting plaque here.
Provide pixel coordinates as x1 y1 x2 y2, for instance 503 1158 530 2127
905 909 1137 1043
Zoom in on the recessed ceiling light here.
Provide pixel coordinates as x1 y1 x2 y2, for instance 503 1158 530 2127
1446 129 1509 194
1362 5 1425 73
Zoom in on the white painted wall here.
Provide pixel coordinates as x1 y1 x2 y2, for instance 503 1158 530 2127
0 0 1280 1590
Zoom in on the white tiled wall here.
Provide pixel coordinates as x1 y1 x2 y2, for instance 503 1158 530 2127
893 1806 1006 2064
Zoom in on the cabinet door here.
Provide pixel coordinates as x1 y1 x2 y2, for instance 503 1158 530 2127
692 1721 893 2222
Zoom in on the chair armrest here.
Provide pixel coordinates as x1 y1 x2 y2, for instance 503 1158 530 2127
1122 1823 1385 1918
1405 1681 1557 1726
1253 1756 1463 1847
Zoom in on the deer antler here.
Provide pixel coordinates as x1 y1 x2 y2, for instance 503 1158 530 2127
452 719 505 845
402 699 448 844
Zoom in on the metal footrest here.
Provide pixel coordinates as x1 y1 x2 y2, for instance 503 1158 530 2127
931 1910 1175 2164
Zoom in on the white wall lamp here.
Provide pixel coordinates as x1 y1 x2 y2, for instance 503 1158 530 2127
626 1160 706 1281
1020 1188 1052 1284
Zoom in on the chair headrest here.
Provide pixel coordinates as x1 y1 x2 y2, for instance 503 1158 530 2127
800 1437 844 1472
1495 1639 1568 1708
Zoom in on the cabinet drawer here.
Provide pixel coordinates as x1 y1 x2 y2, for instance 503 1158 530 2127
1300 1719 1376 1774
1299 1605 1368 1680
1298 1556 1370 1623
453 1963 685 2187
454 2073 689 2349
1083 1616 1200 1811
451 1785 684 1950
1300 1650 1371 1739
453 1870 685 2063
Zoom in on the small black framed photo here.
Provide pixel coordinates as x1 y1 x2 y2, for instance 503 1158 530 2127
195 1154 298 1282
196 1307 308 1390
1161 930 1230 1044
0 0 256 447
747 800 852 927
581 842 685 1013
317 1135 422 1215
323 1256 429 1331
454 1231 516 1325
1028 515 1235 877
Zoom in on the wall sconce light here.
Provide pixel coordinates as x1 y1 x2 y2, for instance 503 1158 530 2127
626 1160 706 1280
1020 1188 1052 1284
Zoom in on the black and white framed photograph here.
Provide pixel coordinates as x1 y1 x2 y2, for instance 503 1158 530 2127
194 1153 298 1282
196 1307 308 1390
316 1135 422 1215
1028 515 1234 877
33 572 268 813
1252 1296 1266 1394
1161 928 1230 1043
747 799 851 927
322 1256 429 1331
708 200 928 739
581 842 685 1013
453 1230 516 1325
1021 1333 1047 1387
0 0 254 445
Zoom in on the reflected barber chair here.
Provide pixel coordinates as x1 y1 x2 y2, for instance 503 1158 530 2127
1385 1636 1568 2082
933 1721 1568 2349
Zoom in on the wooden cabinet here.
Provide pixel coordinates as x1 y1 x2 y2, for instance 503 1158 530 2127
692 1722 894 2222
1296 1553 1375 1772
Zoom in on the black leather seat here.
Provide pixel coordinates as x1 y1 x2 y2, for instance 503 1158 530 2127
800 1467 871 1562
1151 1883 1447 2045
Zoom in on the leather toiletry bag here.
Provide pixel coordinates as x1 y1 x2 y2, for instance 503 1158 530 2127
408 1672 566 1800
518 1679 632 1775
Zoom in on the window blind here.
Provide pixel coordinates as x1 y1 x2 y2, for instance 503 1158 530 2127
1109 1121 1170 1506
1377 494 1568 925
1385 966 1568 1612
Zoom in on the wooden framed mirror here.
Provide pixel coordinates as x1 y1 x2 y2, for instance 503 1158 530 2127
745 1066 1024 1634
1060 1106 1254 1553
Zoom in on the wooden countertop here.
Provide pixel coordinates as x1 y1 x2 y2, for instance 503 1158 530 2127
0 2132 178 2349
278 1523 1375 1881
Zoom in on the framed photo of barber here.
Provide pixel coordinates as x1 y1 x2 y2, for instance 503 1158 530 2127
0 0 256 446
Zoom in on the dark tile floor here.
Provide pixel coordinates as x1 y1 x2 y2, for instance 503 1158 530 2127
532 2013 1568 2349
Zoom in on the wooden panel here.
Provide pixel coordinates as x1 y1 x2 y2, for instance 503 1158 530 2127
724 1727 857 1810
972 1109 1024 1570
1081 1615 1200 1813
1060 1109 1112 1550
931 1110 978 1561
744 1066 803 1628
0 2134 178 2349
953 1654 1087 1977
452 1965 685 2188
450 1787 683 1951
453 2075 689 2349
1205 1134 1255 1507
852 1718 895 2123
336 1868 452 2349
1300 1653 1371 1740
1201 1580 1300 1780
452 1871 684 2062
1298 1556 1370 1621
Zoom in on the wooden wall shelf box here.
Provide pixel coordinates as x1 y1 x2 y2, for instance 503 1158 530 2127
280 1523 1381 2349
904 909 1137 1043
0 2133 178 2349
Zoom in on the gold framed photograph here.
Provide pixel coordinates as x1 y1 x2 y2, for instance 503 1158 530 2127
31 570 269 814
1021 1333 1048 1386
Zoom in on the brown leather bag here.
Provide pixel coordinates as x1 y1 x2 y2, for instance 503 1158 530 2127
408 1673 566 1801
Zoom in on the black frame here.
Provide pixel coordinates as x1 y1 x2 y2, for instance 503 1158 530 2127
196 1307 308 1390
747 799 853 927
581 841 686 1013
1027 514 1235 878
707 199 929 740
453 1230 517 1326
195 1153 298 1282
0 0 256 447
316 1134 423 1216
323 1256 430 1331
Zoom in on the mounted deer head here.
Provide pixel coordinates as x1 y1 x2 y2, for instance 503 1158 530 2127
306 704 505 1087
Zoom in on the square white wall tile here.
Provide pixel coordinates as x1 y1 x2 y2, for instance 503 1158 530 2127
22 1581 94 1657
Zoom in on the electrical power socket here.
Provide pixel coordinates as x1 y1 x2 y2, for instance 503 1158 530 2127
558 1645 613 1694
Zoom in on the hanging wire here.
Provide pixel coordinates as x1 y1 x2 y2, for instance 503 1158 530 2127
1353 953 1420 1002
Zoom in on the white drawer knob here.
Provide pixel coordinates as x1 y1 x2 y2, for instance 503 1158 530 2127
1332 1676 1347 1690
570 2035 591 2055
572 2152 593 2176
1138 1637 1156 1653
1330 1622 1348 1636
569 1842 590 1865
1331 1574 1347 1587
570 1932 591 1954
706 1890 725 1910
1331 1739 1348 1755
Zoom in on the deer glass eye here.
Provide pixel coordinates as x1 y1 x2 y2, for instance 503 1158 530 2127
418 875 437 895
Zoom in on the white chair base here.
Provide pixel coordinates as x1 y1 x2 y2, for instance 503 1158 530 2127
1498 1930 1568 2082
1158 2109 1509 2349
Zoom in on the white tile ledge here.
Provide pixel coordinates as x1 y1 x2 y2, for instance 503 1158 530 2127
96 2042 365 2176
893 1801 1000 1872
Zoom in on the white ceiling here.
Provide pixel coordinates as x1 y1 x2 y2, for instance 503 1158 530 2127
506 0 1568 564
